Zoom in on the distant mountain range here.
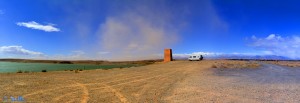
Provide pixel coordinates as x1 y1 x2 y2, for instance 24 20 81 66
173 54 291 60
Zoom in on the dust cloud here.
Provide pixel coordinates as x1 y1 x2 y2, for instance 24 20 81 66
98 1 183 60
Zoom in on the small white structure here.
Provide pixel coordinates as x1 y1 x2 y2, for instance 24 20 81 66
188 54 203 61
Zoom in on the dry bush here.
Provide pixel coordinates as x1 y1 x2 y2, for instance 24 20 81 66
211 64 217 68
16 70 23 73
212 60 260 69
220 64 228 68
247 63 260 68
75 69 79 73
265 61 300 67
103 68 109 70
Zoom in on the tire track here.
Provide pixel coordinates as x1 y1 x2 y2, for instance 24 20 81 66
101 83 129 103
23 62 194 102
88 70 180 102
23 84 79 98
75 82 89 103
54 92 77 102
90 63 194 91
23 69 170 102
22 68 164 98
90 70 180 93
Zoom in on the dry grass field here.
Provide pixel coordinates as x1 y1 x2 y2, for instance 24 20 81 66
0 61 212 103
211 60 260 69
2 60 300 103
264 61 300 67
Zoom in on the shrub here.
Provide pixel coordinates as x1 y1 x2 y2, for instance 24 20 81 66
59 61 73 64
41 70 47 72
75 69 79 73
248 63 260 68
211 64 217 68
217 64 227 68
24 71 30 73
16 70 23 73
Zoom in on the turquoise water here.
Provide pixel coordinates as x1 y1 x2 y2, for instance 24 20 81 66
0 62 137 73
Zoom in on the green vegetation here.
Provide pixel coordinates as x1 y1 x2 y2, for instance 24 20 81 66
0 62 142 73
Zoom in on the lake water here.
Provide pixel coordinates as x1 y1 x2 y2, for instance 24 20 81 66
0 62 137 73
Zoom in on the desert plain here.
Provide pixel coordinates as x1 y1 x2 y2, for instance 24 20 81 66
1 60 300 103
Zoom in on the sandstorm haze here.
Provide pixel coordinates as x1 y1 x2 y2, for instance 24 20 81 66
74 0 227 60
98 1 181 60
50 0 188 60
31 0 223 60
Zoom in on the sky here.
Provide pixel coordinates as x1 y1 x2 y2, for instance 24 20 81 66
0 0 300 60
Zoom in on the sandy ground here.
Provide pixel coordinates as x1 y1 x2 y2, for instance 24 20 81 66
1 60 300 103
167 62 300 103
264 61 300 67
0 61 205 103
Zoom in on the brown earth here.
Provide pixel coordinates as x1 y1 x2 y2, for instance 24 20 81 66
0 61 207 103
264 61 300 67
1 60 300 103
211 60 260 69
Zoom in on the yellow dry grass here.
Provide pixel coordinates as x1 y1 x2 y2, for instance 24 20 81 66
211 60 260 69
264 61 300 67
3 60 300 103
0 61 214 102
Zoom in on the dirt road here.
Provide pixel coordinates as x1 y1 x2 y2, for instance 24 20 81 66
168 62 300 103
1 61 300 103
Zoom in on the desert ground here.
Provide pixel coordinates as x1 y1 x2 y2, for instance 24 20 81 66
1 60 300 103
264 60 300 67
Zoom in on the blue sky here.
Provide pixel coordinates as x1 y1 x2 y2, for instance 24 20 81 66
0 0 300 60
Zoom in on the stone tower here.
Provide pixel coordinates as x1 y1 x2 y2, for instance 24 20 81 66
164 49 173 62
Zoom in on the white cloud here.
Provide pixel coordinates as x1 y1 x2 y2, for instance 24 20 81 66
262 51 273 55
173 52 223 59
250 34 300 59
0 46 44 56
50 51 88 60
45 51 99 60
266 34 275 40
251 35 257 39
16 21 60 32
69 51 85 59
191 52 223 56
98 51 110 55
265 34 282 40
173 51 288 60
